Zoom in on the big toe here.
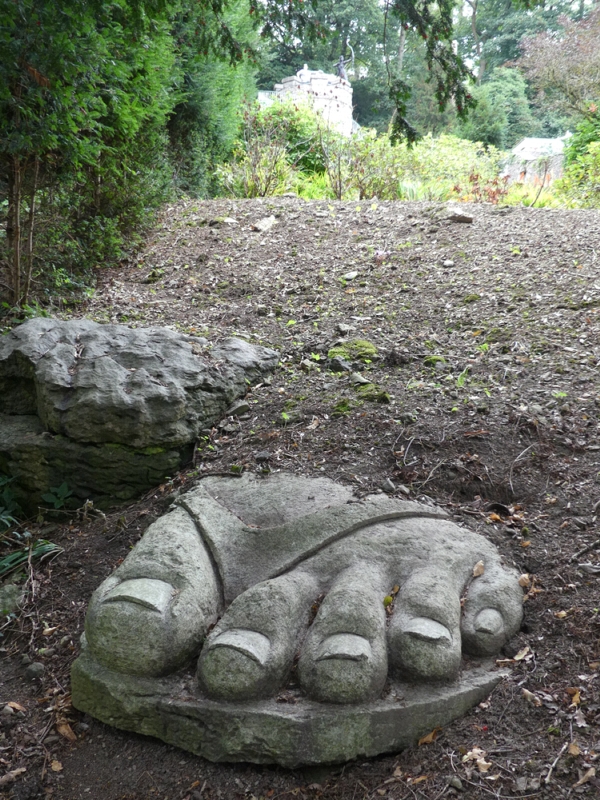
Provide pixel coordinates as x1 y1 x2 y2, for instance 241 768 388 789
86 577 207 676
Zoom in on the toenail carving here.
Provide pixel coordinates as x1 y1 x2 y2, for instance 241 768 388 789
73 473 523 766
401 617 452 643
474 609 504 635
104 579 175 614
206 629 271 666
316 633 372 662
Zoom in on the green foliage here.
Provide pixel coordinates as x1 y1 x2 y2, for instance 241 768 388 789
168 0 259 196
564 108 600 166
218 101 324 197
0 477 21 532
0 0 180 304
552 105 600 207
0 0 263 305
556 141 600 207
456 69 539 149
221 99 505 202
41 482 73 510
503 182 562 208
255 0 475 143
0 539 63 580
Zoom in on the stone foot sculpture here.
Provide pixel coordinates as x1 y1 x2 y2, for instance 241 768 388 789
73 473 523 766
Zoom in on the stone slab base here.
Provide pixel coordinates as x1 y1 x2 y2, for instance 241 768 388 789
72 648 507 767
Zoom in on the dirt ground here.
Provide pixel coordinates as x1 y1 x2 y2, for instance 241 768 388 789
2 197 600 800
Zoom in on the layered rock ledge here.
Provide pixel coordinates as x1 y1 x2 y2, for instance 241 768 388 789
0 319 277 510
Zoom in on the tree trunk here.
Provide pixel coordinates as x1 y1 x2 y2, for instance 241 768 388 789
22 156 40 305
398 26 406 74
466 0 485 83
7 155 23 306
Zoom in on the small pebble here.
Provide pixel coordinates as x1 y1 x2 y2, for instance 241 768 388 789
381 479 396 494
329 355 352 372
448 776 463 790
1 705 14 717
255 451 271 463
21 654 32 666
226 400 251 416
24 662 45 681
443 259 455 268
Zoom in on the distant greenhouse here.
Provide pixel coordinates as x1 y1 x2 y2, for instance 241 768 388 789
501 134 572 186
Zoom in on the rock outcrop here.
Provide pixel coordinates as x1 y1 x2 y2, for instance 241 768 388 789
0 319 277 510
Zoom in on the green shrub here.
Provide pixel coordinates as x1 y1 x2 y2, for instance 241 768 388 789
219 100 507 203
554 107 600 207
556 140 600 207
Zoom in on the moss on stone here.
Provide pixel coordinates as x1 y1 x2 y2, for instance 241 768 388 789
332 399 354 416
355 384 391 403
327 339 378 364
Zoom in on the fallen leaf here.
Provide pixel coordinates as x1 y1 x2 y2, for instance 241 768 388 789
518 573 531 587
573 709 588 728
6 702 26 713
473 560 485 577
50 760 63 773
567 687 581 706
568 743 581 757
418 727 441 745
42 626 58 636
524 585 544 601
573 767 595 787
56 722 77 742
522 688 542 706
520 540 531 547
393 767 403 778
514 646 531 661
462 747 492 773
487 513 502 522
555 610 568 619
0 767 26 787
589 661 600 671
412 775 428 784
461 747 487 764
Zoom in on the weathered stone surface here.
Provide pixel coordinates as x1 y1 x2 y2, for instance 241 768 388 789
72 644 507 767
0 319 277 509
73 473 524 766
0 413 187 510
0 318 278 447
0 582 24 614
